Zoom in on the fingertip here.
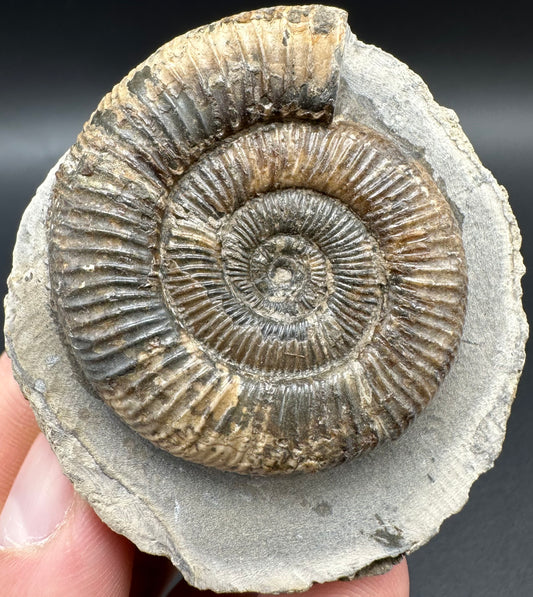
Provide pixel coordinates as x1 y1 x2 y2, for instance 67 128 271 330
0 434 74 548
0 434 135 597
54 494 136 596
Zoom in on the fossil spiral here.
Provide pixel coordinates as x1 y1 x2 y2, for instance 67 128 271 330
47 5 467 474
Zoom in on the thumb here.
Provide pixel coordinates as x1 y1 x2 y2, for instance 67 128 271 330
0 433 135 597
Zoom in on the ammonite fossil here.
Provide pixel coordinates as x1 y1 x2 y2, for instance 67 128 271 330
47 6 466 475
5 4 526 593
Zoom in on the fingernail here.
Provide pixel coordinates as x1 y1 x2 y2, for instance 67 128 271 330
0 433 74 547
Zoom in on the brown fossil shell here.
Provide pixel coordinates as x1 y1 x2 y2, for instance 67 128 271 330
47 5 467 475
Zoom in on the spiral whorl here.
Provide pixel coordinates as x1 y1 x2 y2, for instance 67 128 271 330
47 6 467 474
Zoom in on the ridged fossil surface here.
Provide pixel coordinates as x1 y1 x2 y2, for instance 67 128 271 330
47 5 467 474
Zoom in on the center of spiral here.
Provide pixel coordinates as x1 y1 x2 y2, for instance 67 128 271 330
247 234 319 315
160 186 387 374
271 264 293 285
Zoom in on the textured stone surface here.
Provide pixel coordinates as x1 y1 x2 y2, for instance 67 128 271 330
4 12 527 595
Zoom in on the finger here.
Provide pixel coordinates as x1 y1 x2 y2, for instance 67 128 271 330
258 557 409 597
0 433 135 597
0 353 40 510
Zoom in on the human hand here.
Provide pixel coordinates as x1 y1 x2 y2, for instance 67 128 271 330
0 353 409 596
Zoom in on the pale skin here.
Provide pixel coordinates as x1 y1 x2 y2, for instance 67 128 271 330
0 353 409 596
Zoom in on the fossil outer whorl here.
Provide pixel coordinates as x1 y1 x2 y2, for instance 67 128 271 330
47 6 467 474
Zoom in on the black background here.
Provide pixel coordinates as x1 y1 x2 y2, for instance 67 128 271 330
1 1 532 595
